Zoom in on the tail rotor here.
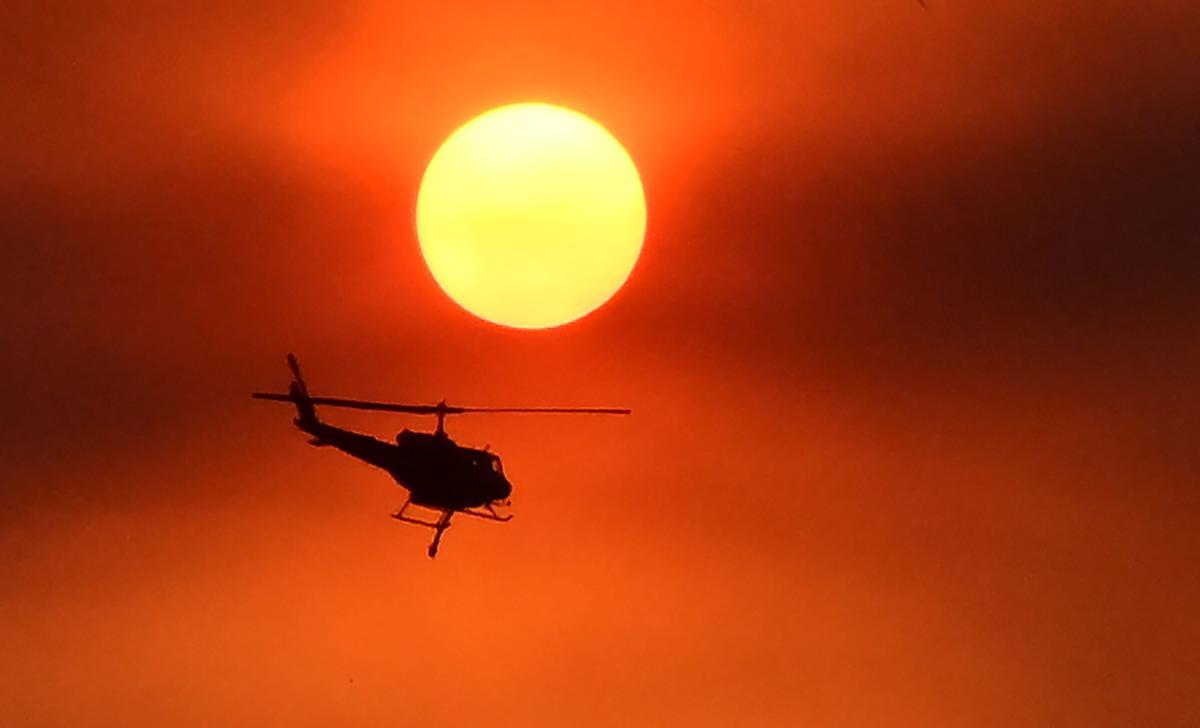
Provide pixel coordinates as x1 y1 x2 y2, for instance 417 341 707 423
285 353 318 431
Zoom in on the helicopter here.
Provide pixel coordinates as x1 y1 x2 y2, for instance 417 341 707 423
253 355 630 557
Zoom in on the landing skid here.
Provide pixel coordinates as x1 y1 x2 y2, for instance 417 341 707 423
390 498 512 558
459 504 514 522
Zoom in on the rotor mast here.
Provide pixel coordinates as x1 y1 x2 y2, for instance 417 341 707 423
434 400 449 436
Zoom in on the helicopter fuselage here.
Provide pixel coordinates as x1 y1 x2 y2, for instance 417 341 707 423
300 420 512 511
392 429 511 509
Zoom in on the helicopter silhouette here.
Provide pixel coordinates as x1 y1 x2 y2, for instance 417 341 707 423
253 355 630 557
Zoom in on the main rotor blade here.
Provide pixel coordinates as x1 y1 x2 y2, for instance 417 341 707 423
251 393 442 414
447 406 632 415
251 393 630 416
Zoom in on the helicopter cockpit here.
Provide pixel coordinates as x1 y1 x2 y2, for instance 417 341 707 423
468 450 503 474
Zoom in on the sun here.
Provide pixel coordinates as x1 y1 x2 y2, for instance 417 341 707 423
416 103 646 329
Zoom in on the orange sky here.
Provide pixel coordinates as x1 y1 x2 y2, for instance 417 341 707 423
2 2 1199 725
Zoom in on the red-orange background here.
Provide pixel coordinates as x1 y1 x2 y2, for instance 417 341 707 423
2 2 1198 725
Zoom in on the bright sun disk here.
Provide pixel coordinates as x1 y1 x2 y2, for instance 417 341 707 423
416 103 646 329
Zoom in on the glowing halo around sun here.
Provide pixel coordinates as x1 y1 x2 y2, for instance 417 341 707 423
416 103 646 329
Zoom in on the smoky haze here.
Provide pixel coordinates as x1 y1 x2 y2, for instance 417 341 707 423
2 2 1198 726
